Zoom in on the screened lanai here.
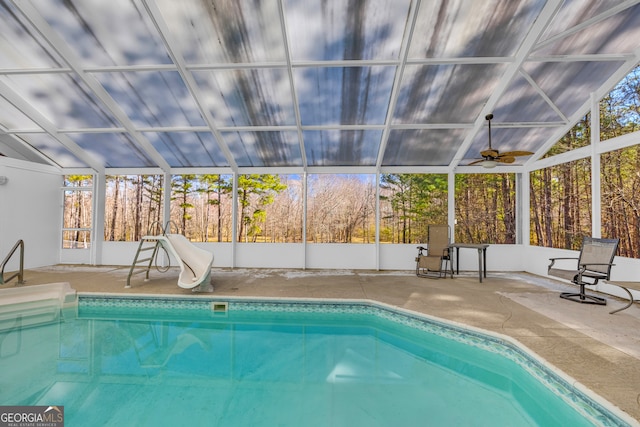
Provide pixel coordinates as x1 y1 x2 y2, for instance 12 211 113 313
1 0 640 288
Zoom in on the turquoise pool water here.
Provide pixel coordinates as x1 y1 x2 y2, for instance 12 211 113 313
0 296 631 426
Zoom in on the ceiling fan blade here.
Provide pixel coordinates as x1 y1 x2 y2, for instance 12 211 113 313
467 159 485 166
480 149 499 158
497 150 533 157
497 156 516 164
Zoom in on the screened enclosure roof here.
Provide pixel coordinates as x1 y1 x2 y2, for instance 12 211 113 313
1 0 640 175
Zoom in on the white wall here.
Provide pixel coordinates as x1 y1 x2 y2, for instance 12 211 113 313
306 244 377 270
101 241 526 271
96 241 570 273
235 243 304 268
379 244 418 270
0 158 61 270
103 242 378 270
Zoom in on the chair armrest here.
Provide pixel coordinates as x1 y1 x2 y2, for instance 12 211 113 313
548 257 578 269
578 263 615 278
579 262 615 268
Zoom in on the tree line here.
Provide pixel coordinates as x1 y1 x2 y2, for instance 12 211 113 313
64 171 516 245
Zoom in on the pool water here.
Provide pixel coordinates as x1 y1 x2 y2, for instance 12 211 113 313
0 297 630 426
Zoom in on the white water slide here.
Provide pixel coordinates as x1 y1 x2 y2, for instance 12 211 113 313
127 220 215 290
127 232 214 291
155 234 214 290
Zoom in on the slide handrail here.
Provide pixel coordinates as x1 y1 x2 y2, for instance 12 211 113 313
145 220 182 237
1 239 25 285
163 220 181 236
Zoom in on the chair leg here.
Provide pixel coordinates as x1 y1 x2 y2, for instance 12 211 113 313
415 260 431 278
559 283 606 305
415 256 448 279
439 257 452 278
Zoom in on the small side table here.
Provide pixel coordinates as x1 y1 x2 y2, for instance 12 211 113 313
449 243 489 283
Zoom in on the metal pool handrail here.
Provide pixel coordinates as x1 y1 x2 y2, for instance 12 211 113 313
1 239 24 285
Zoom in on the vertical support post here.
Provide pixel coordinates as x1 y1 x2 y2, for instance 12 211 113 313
162 173 172 232
160 173 172 266
231 172 238 268
516 172 530 246
58 177 64 264
591 92 602 238
92 172 106 265
448 172 456 243
302 171 308 269
375 171 380 271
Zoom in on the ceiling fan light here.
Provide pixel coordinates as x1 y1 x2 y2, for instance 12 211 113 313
481 160 498 169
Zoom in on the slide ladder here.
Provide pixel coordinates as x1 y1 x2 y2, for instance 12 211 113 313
126 222 214 291
126 236 163 288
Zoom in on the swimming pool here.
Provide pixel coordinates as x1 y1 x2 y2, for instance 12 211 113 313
0 295 635 426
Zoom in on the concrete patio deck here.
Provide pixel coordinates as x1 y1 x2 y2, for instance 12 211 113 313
9 265 640 423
